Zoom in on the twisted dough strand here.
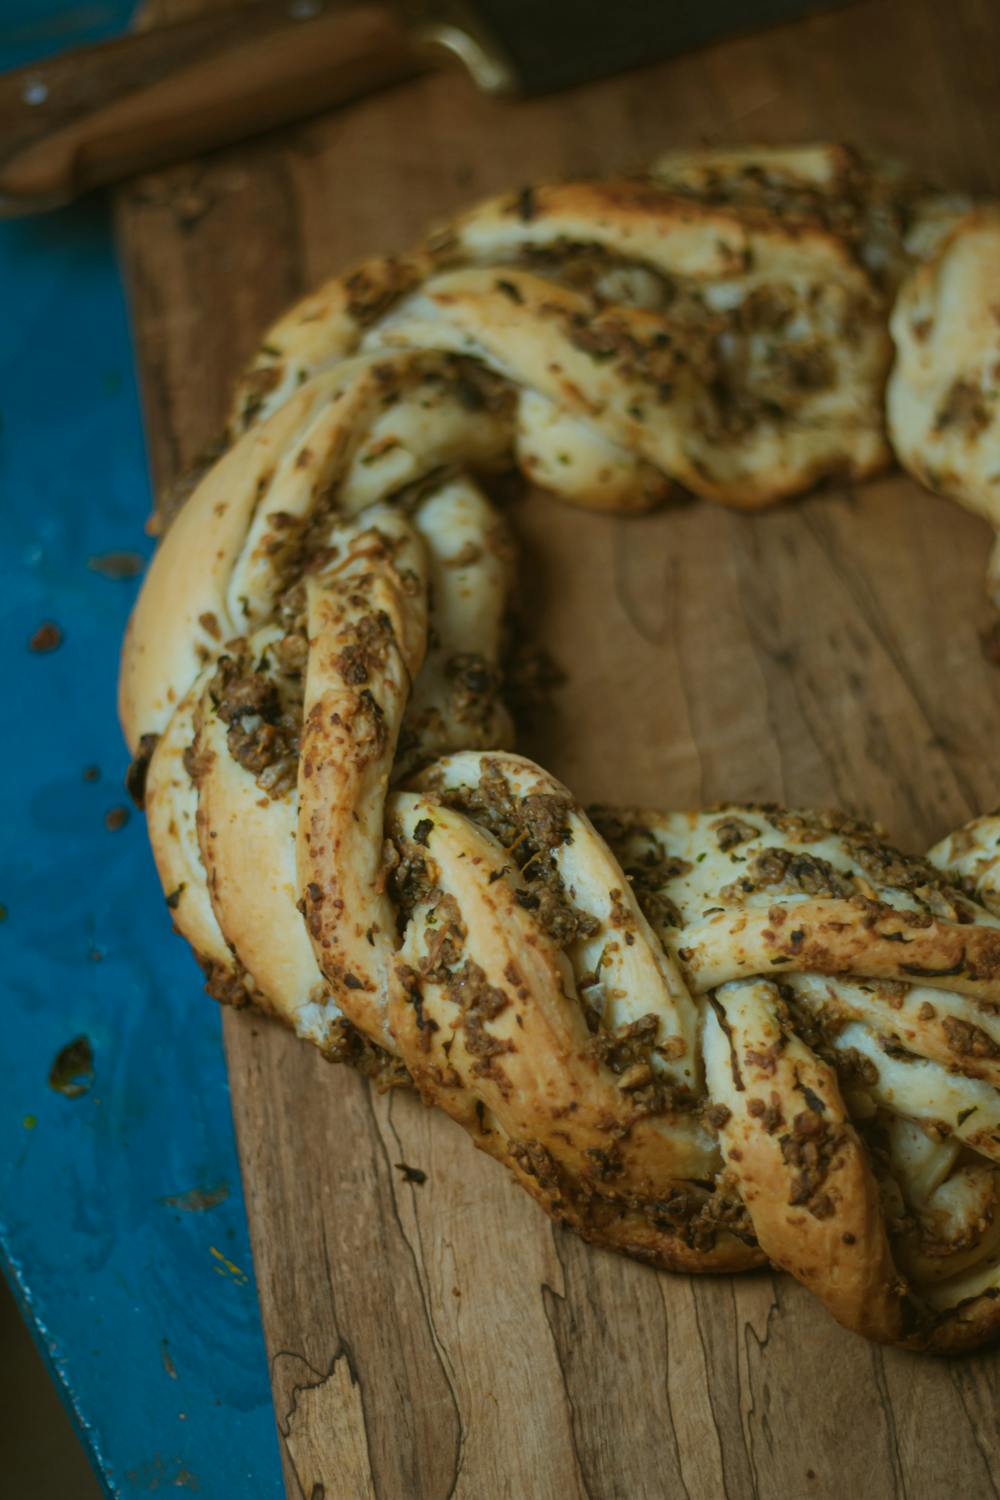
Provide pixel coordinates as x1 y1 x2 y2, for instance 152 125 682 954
121 145 1000 1351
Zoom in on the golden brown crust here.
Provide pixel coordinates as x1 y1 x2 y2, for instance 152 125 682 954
915 1292 1000 1354
296 511 427 1050
225 161 902 517
703 979 904 1343
121 146 1000 1351
888 208 1000 538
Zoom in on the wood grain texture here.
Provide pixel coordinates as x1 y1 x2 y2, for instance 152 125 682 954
117 1 1000 1494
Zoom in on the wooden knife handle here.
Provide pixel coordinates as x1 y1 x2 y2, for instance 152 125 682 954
0 0 424 212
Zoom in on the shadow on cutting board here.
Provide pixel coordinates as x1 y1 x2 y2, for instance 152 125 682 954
0 1274 103 1498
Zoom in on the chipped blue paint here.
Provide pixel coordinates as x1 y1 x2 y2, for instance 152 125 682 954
0 4 282 1495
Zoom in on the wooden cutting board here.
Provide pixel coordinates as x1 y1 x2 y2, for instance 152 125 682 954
117 2 1000 1494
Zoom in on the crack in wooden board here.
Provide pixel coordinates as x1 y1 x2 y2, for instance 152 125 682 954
119 2 1000 1493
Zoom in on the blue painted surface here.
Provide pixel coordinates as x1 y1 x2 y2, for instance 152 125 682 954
0 4 282 1494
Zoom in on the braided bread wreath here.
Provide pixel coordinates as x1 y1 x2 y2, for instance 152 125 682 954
119 145 1000 1353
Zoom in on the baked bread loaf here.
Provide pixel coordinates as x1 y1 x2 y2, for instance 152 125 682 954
887 207 1000 601
120 145 1000 1352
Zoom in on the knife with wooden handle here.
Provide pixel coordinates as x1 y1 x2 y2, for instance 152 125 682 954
0 0 852 214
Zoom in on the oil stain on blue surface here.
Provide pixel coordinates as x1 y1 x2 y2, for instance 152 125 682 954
0 4 281 1495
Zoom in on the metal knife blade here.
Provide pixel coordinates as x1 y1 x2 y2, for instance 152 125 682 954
451 0 855 95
